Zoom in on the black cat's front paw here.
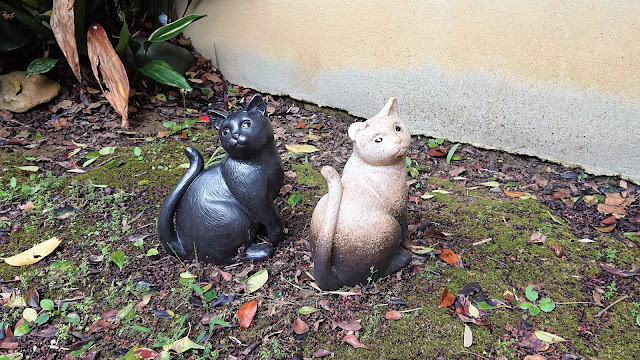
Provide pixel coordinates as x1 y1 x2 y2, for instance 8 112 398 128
245 242 275 262
268 227 284 244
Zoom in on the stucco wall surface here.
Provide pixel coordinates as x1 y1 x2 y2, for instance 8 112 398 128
180 0 640 182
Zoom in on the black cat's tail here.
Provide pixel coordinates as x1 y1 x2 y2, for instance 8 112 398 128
157 146 204 258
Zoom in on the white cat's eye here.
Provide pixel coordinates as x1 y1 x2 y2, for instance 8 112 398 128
241 121 251 129
374 136 383 143
222 128 230 135
394 125 401 132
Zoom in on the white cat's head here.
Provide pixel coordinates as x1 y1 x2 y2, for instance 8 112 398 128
348 98 411 166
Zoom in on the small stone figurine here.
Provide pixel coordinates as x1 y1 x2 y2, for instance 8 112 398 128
310 98 412 290
157 94 284 263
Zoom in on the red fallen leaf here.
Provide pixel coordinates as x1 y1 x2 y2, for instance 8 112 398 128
592 224 616 232
238 300 257 329
88 319 118 334
439 249 463 267
528 232 546 245
292 317 309 334
438 287 455 308
134 294 152 311
518 331 549 351
179 130 189 139
198 115 209 121
313 124 324 130
133 348 158 359
473 163 484 169
312 349 334 358
424 229 449 239
296 120 306 129
601 215 617 225
551 191 567 199
331 320 362 331
385 310 402 320
6 138 27 145
101 309 120 321
427 147 447 157
454 298 490 326
343 334 368 349
157 131 170 138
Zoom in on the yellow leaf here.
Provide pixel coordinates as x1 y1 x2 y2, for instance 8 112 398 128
23 308 38 322
3 237 61 266
468 303 480 318
285 144 319 153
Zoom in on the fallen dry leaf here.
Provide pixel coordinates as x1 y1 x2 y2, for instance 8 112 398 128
449 166 465 177
427 147 447 157
504 189 526 197
87 23 130 128
135 294 152 311
292 317 309 334
605 193 625 205
592 224 616 232
312 349 334 358
528 232 546 245
439 248 463 267
343 334 368 349
331 320 363 331
51 0 81 82
385 310 402 320
518 331 550 351
3 237 61 266
438 287 455 308
463 324 472 347
523 355 547 360
237 300 257 329
549 243 563 257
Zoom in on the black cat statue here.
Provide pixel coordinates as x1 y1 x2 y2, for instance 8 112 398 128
157 94 285 263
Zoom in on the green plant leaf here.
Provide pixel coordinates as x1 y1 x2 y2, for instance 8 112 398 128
65 313 81 324
168 336 206 354
10 177 17 188
636 313 640 327
479 181 500 187
26 58 58 77
525 285 538 302
138 60 192 90
146 248 159 256
528 305 541 316
14 322 33 336
446 143 460 163
299 306 317 314
288 194 302 207
534 330 567 343
203 290 217 302
148 14 207 43
110 250 126 270
519 302 532 310
209 315 231 327
40 299 54 311
247 269 268 293
539 297 555 312
133 147 142 156
115 21 131 57
548 211 564 225
130 325 151 333
34 312 50 325
117 304 134 319
15 166 39 172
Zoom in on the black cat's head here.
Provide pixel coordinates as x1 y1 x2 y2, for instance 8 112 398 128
207 94 275 160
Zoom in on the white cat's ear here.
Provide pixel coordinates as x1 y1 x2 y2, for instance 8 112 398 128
348 122 368 140
208 109 228 130
245 94 266 115
378 97 399 117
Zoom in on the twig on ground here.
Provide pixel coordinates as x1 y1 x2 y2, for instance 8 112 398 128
596 295 629 317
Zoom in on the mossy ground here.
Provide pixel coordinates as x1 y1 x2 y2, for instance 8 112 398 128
1 110 638 359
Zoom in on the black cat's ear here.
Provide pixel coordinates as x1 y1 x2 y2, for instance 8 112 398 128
207 109 228 130
245 94 266 115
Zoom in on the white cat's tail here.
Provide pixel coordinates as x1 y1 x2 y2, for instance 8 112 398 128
157 146 203 259
313 166 343 290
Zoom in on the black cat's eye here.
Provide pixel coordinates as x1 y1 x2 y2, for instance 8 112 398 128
241 121 251 129
222 128 230 135
374 137 383 143
394 125 402 132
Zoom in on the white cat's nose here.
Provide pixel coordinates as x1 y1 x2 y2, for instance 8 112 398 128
393 135 402 144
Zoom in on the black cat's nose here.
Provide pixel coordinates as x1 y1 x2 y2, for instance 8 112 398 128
232 134 239 140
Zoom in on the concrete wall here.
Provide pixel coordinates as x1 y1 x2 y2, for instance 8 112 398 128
179 1 640 182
